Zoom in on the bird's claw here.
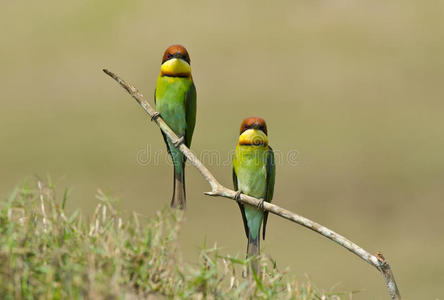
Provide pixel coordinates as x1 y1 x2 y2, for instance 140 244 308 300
233 191 242 202
257 199 265 211
150 112 160 121
173 136 185 148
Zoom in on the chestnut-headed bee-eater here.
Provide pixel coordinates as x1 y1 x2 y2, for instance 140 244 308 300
155 45 196 209
232 117 275 262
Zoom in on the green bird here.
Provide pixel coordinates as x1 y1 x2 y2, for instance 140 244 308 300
232 117 275 262
155 45 196 209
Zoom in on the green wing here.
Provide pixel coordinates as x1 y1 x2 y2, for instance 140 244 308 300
184 82 197 148
233 161 249 239
232 166 238 192
262 146 276 239
154 89 171 155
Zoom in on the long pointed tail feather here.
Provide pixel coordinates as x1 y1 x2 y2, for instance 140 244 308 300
171 166 186 209
247 230 260 274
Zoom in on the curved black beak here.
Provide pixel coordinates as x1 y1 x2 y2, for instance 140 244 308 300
173 52 184 59
172 52 190 64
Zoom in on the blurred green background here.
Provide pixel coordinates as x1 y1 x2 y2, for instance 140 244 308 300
1 0 444 298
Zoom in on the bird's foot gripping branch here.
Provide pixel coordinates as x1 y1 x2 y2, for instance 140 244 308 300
103 69 401 300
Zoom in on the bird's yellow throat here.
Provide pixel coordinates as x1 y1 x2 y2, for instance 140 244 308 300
160 58 191 77
238 129 268 146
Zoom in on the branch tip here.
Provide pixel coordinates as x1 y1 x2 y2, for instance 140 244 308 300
204 191 218 196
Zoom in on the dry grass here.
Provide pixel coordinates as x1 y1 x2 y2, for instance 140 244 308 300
0 180 353 299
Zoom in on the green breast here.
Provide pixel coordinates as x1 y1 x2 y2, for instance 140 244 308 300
155 75 193 136
233 145 268 199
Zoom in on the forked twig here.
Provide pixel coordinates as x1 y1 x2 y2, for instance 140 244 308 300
103 69 401 299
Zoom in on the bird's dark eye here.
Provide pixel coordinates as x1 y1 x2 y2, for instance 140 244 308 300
167 53 173 59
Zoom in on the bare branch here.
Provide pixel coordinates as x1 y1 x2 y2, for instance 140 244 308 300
103 69 401 300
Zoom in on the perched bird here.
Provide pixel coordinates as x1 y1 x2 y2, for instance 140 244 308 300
232 117 275 264
155 45 196 209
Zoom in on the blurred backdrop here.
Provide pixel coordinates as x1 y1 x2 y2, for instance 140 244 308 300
1 0 444 298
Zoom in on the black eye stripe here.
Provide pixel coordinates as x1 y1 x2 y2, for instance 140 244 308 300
241 125 267 134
